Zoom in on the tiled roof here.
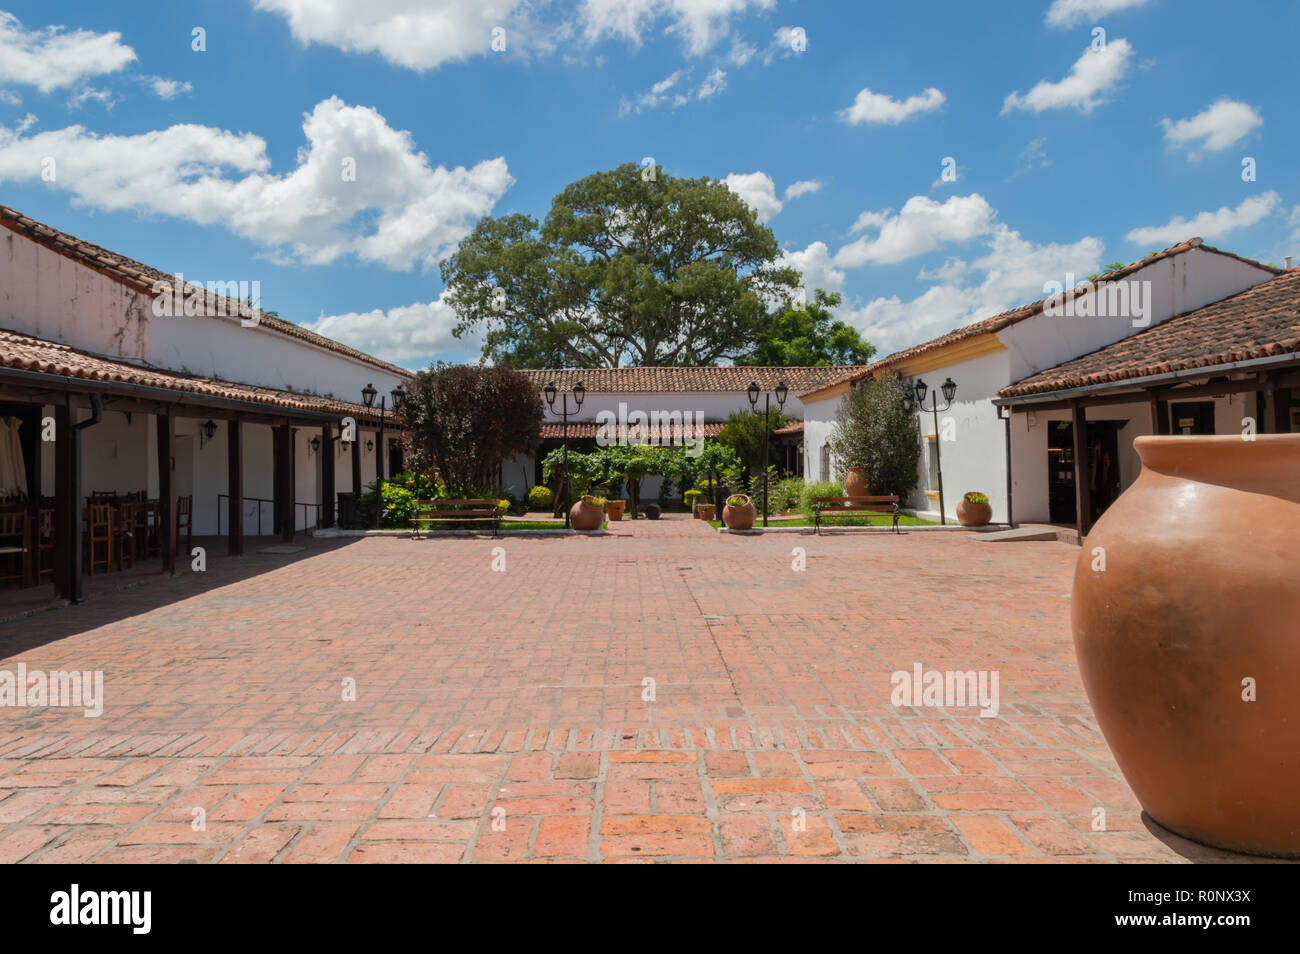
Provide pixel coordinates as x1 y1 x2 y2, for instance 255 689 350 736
540 421 725 440
999 267 1300 399
0 204 410 378
799 238 1280 397
773 421 804 436
0 328 386 421
518 366 860 394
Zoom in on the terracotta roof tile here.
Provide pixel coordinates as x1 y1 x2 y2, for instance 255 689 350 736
518 366 860 394
0 203 410 378
999 267 1300 398
0 328 385 421
800 238 1280 397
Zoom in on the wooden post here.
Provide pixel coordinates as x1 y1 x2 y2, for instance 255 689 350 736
1267 378 1292 433
228 417 244 556
1071 401 1093 543
276 423 293 542
158 407 175 575
1154 398 1170 435
321 423 335 528
351 426 362 494
53 399 82 602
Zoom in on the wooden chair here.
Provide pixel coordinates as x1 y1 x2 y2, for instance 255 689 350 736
141 500 161 558
115 503 137 570
0 510 29 587
85 503 113 575
175 495 193 556
36 507 54 584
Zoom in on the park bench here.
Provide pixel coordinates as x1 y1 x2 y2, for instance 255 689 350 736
811 495 900 534
411 499 501 538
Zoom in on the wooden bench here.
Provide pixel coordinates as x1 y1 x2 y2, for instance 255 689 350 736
811 495 900 534
411 499 501 538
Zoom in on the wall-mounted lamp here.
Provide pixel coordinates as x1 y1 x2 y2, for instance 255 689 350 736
365 439 374 452
200 419 217 448
309 435 322 456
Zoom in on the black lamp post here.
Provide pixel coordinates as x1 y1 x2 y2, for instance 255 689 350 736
914 377 957 525
747 379 788 527
544 380 585 529
362 382 406 528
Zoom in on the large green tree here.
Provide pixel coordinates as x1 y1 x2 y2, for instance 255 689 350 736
737 290 875 367
441 163 801 367
826 375 921 497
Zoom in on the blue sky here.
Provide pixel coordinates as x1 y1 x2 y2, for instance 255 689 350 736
1 0 1296 371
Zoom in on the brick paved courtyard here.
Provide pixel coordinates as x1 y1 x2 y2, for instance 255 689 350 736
0 519 1258 863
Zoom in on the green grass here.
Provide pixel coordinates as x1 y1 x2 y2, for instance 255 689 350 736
710 513 936 529
414 519 606 531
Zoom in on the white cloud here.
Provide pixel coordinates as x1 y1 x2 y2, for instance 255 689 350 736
1002 39 1132 114
0 90 20 106
0 11 136 93
1012 137 1051 177
834 194 997 268
839 86 945 125
696 67 727 100
145 76 193 100
621 67 727 112
724 171 782 222
1045 0 1150 28
839 225 1104 355
764 25 807 64
1161 98 1262 156
302 292 480 365
780 241 844 295
0 96 513 271
581 0 776 57
253 0 536 70
783 179 821 201
1125 192 1281 246
67 87 117 111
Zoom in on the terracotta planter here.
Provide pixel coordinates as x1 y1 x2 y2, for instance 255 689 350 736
695 503 716 521
605 500 625 521
722 495 756 531
568 498 604 531
1071 434 1300 857
844 466 868 499
956 498 992 527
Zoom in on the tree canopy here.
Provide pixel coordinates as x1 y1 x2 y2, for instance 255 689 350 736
736 290 875 367
441 162 801 368
826 375 921 497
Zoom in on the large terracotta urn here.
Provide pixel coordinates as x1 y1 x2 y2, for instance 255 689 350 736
722 494 756 531
1071 434 1300 856
956 494 992 527
569 496 604 531
844 466 868 499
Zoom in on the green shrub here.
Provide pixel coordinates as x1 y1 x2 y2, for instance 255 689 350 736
683 489 703 507
526 485 554 511
963 491 989 505
581 494 606 508
726 493 750 508
799 481 846 517
774 476 805 514
827 375 921 498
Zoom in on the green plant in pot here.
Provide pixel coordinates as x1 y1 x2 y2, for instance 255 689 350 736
569 494 605 531
722 492 756 531
957 491 992 527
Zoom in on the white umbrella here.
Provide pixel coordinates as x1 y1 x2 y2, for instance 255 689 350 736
0 416 28 500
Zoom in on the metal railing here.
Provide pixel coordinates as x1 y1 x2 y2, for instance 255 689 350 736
217 495 320 537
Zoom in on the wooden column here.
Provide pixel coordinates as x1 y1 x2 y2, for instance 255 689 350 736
321 423 335 528
1267 378 1292 433
157 407 175 575
228 417 244 556
53 399 82 602
276 423 294 542
351 427 362 493
1071 401 1093 543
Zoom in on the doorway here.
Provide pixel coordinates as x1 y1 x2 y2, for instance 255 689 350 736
1170 401 1216 435
1047 421 1123 525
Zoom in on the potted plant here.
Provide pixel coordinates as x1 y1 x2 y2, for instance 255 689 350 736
957 491 992 527
684 488 703 517
605 498 626 521
569 494 605 531
696 502 716 521
722 493 756 531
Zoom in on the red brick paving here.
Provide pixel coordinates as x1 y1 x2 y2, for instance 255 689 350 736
0 519 1260 862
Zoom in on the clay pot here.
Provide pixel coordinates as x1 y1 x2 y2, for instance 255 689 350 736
695 503 716 521
722 495 756 531
957 497 992 527
844 466 868 499
568 498 604 531
1071 434 1300 857
605 500 625 521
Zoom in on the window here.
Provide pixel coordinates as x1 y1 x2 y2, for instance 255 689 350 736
820 444 830 482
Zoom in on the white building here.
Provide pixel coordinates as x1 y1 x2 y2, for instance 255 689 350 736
798 240 1283 527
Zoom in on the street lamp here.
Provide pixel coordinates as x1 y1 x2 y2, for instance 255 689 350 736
914 376 957 525
544 380 585 529
362 382 407 528
747 379 788 527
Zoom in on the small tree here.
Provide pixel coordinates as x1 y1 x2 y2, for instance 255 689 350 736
716 408 793 487
826 375 921 497
401 363 543 497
